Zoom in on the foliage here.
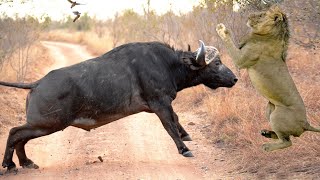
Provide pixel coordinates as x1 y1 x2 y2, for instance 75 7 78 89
283 0 320 48
45 0 318 52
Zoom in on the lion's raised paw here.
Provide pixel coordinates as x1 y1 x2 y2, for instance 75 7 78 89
216 23 228 40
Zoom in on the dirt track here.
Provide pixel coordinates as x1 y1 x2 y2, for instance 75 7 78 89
0 41 207 179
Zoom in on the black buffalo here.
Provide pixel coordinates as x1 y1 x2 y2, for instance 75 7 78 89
0 41 237 172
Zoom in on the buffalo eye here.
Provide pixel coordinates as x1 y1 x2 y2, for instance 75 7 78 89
215 61 221 66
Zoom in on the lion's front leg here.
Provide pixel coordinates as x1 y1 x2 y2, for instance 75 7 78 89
216 23 258 69
216 23 244 68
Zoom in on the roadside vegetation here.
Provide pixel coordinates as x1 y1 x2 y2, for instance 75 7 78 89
0 0 319 178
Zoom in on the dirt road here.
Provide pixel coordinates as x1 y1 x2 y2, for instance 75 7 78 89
0 41 204 179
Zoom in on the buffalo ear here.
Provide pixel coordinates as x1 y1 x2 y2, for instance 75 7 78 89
182 56 203 70
182 40 208 71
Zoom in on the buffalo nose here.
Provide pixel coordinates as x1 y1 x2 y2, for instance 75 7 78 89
234 78 238 83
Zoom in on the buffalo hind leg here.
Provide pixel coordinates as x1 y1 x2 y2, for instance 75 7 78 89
2 123 61 172
15 140 39 169
150 101 193 157
173 112 192 141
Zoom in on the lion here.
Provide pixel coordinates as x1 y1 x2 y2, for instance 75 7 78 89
215 5 320 152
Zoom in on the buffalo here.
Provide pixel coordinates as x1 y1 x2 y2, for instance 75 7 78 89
0 40 237 172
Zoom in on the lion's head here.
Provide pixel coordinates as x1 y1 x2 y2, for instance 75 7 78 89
247 5 289 61
247 6 289 37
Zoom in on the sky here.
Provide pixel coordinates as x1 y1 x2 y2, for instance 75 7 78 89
0 0 202 21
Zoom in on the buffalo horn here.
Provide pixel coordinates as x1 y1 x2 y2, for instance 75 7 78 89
196 40 206 67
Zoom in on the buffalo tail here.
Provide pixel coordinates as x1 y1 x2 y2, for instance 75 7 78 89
0 81 38 89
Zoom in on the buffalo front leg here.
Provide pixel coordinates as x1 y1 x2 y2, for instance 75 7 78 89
150 101 193 157
173 112 192 141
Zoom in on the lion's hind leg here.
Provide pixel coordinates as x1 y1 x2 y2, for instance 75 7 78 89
262 134 292 152
261 129 278 139
261 102 278 139
266 101 275 121
262 106 295 151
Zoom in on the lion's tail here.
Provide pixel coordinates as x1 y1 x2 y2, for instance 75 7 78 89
305 124 320 133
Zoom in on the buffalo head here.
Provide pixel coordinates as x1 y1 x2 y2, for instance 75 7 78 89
182 40 237 89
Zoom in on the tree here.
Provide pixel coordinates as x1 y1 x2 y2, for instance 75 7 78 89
0 14 40 81
283 0 320 48
8 16 39 82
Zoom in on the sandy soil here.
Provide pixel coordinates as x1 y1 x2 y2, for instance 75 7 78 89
0 41 212 179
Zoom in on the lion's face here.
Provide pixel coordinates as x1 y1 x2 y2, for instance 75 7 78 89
247 6 285 35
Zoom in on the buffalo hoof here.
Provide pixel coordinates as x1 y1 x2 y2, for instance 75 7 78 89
23 163 39 169
181 135 192 141
2 162 17 174
22 160 39 169
182 151 194 157
6 166 18 174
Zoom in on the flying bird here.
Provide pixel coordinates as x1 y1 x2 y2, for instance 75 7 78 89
73 11 81 22
67 0 85 8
